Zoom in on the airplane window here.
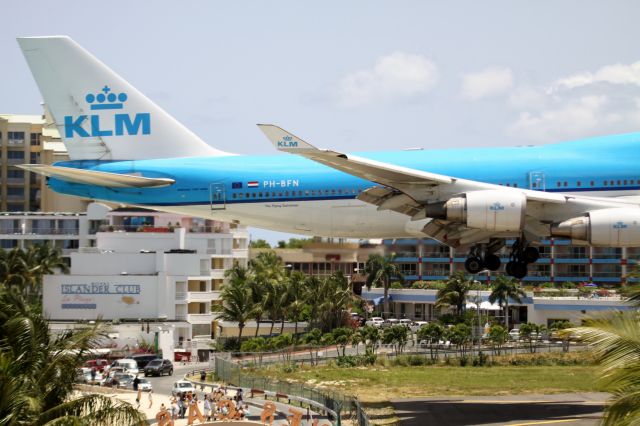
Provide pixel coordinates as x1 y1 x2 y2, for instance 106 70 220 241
285 191 290 196
312 190 316 196
610 180 614 185
557 182 561 187
245 193 250 198
352 189 356 194
251 193 256 198
238 193 244 198
617 180 621 185
232 193 237 199
604 181 608 186
278 192 283 197
513 183 518 188
358 189 362 193
506 183 510 187
305 190 310 196
563 182 568 187
338 189 342 194
576 181 581 187
324 189 329 194
624 180 628 185
590 181 594 186
259 192 263 197
532 182 537 188
331 189 336 194
298 191 302 196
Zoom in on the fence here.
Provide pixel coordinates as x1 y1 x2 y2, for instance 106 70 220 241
212 355 371 426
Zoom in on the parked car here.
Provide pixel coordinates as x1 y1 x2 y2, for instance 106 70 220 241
84 358 109 372
75 367 92 384
399 319 413 328
144 359 174 377
383 318 400 328
410 321 429 333
171 380 196 396
112 358 139 375
132 354 159 369
137 378 153 392
365 317 384 328
509 328 520 340
116 373 136 389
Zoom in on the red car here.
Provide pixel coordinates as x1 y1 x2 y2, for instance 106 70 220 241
84 359 109 373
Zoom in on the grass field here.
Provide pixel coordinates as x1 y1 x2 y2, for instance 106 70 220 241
255 364 604 402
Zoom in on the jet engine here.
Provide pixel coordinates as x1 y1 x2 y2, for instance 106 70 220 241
550 208 640 246
424 190 526 231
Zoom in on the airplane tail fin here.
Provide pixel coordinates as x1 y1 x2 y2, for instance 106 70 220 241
17 36 229 160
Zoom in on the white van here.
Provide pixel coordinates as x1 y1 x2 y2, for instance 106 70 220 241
114 358 139 375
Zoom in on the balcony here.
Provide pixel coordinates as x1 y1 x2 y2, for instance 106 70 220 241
186 291 217 302
7 139 24 146
188 313 214 323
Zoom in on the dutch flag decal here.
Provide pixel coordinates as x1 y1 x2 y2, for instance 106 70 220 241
247 181 259 188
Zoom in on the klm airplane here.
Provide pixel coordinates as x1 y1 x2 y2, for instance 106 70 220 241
15 36 640 279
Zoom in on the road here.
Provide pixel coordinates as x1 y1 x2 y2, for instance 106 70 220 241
141 361 211 397
392 393 607 426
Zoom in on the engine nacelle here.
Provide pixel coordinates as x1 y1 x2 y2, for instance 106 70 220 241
550 208 640 246
425 190 526 231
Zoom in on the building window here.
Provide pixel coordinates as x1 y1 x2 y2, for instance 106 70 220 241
7 188 24 198
7 169 24 179
8 132 25 144
30 133 41 146
30 152 40 163
7 151 25 160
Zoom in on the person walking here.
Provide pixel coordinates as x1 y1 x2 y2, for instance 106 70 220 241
147 389 153 409
132 374 140 392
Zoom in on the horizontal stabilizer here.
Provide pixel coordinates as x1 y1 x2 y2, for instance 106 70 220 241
17 164 174 188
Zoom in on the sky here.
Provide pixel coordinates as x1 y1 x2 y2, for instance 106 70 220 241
1 1 640 244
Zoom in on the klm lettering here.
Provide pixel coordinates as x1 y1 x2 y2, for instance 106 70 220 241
64 113 151 138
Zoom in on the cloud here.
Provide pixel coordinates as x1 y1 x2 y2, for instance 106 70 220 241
338 52 438 107
549 61 640 92
505 60 640 142
461 67 513 100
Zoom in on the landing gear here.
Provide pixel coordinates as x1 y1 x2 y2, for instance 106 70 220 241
463 243 502 274
505 238 539 279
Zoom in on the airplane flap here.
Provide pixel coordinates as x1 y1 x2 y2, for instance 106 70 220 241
17 164 175 188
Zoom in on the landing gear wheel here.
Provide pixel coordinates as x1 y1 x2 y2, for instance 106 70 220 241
465 257 484 274
505 261 515 276
511 261 528 279
483 254 501 271
522 247 540 264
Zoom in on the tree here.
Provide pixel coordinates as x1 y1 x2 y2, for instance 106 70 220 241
489 275 526 330
435 271 473 317
250 251 286 335
332 327 354 356
249 239 271 249
448 323 472 357
364 254 404 317
359 325 381 355
519 323 546 353
417 323 445 361
383 325 409 356
219 269 255 342
488 324 509 355
572 313 640 425
316 272 352 332
302 328 323 365
240 337 266 365
0 287 144 425
549 320 574 352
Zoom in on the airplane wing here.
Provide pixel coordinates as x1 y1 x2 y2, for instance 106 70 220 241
17 164 175 188
258 124 640 247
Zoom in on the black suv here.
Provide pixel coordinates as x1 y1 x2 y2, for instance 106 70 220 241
144 359 173 377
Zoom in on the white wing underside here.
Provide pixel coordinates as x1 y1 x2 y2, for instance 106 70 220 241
258 124 640 247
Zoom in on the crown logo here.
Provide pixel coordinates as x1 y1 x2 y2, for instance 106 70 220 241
85 85 128 110
283 136 292 141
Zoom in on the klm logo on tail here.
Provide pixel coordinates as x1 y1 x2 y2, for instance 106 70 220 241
277 135 298 148
63 86 151 138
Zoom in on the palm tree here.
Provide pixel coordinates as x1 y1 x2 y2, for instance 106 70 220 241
572 312 640 425
364 254 404 318
304 276 323 329
0 287 144 425
489 275 526 329
219 270 255 342
250 251 286 335
435 271 473 317
285 271 307 340
317 272 352 331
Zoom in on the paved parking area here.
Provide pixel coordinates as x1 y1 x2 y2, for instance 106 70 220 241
392 393 608 426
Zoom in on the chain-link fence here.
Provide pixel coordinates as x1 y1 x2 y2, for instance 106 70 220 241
213 355 372 425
